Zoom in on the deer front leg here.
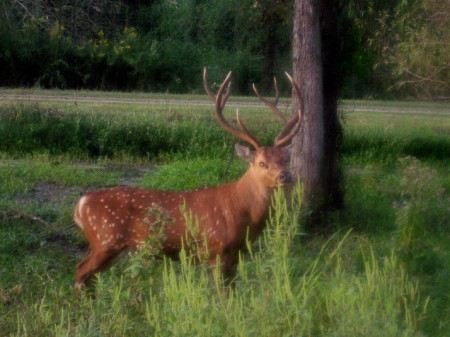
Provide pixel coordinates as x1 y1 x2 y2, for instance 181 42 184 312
209 250 239 286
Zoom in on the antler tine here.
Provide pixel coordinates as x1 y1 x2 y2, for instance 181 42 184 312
272 77 279 106
235 109 253 139
203 67 215 101
252 78 289 123
203 67 261 149
216 73 232 112
274 72 303 147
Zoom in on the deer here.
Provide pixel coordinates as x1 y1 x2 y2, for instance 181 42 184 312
73 68 303 289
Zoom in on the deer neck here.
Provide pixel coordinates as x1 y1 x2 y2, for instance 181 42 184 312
234 169 274 225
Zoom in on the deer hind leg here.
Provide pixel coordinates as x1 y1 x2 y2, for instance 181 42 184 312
75 247 126 290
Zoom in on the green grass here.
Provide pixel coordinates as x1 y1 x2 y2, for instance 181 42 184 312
0 95 449 336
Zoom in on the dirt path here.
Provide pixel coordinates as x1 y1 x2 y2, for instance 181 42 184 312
1 91 449 115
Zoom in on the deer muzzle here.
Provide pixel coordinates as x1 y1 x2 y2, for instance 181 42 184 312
276 170 292 186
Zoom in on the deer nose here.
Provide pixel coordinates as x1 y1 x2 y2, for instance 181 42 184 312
279 171 292 183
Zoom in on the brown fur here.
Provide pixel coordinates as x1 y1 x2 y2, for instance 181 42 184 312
74 147 291 287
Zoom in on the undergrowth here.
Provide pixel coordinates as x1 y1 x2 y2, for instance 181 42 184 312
2 188 429 336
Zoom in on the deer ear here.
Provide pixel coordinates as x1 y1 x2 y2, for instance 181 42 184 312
282 143 293 157
234 143 254 163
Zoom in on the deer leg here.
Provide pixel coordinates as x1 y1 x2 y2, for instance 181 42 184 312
209 251 239 286
75 247 126 289
222 254 239 286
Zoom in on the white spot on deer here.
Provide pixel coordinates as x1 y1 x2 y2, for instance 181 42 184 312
100 199 104 203
96 234 100 240
132 198 135 202
104 205 109 209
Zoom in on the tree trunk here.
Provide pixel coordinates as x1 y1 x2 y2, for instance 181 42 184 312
291 0 343 231
320 1 344 212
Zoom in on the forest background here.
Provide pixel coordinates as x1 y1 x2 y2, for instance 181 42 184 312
0 0 449 100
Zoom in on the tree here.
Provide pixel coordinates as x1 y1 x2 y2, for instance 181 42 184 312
350 0 449 100
375 0 450 100
254 0 291 91
290 0 344 230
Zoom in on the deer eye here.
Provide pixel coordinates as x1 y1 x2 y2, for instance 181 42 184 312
259 161 268 169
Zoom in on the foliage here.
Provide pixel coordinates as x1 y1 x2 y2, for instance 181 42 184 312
0 0 290 94
2 0 447 99
353 0 450 100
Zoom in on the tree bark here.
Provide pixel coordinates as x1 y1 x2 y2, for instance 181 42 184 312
291 0 343 231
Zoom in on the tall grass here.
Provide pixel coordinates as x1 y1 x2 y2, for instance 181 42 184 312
0 104 231 159
1 103 449 163
5 188 426 336
342 112 450 165
0 103 282 160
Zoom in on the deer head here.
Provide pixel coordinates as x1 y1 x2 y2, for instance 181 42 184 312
202 68 302 190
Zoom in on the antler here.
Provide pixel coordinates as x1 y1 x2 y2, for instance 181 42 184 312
203 67 261 149
253 74 302 147
273 72 303 147
252 78 289 123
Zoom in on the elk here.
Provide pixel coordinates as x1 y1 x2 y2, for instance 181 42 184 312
74 68 303 289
